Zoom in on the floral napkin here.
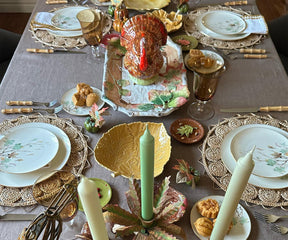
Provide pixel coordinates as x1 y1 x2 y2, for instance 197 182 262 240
243 15 268 35
31 12 55 29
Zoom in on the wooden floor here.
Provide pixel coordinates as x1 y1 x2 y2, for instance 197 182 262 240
0 13 31 34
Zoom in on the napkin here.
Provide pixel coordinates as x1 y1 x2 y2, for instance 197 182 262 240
31 12 55 29
243 15 268 35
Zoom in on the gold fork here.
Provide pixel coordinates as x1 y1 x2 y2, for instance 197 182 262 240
254 211 288 223
271 224 288 235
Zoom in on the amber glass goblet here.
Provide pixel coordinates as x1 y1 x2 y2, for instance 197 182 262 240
187 66 226 120
77 9 104 62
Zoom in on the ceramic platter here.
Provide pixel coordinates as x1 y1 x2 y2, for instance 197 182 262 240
94 122 171 179
201 11 247 35
0 127 59 174
51 6 87 30
61 87 104 116
90 0 111 6
195 10 250 41
190 195 251 240
221 124 288 189
120 0 170 10
0 123 71 188
78 178 112 211
184 50 225 74
102 37 189 117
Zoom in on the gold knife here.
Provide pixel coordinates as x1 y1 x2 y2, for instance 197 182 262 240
26 48 86 54
0 213 38 221
220 106 288 113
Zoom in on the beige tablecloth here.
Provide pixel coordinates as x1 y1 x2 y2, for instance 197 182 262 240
0 0 288 239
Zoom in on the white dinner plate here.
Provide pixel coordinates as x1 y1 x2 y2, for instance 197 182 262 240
0 123 71 188
190 195 251 240
195 11 250 41
221 124 288 189
201 11 247 35
0 127 59 174
231 127 288 178
51 6 88 30
61 87 104 116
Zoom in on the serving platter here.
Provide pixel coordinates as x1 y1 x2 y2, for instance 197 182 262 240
0 127 59 174
221 124 288 189
61 87 104 116
0 123 71 188
201 10 247 35
190 195 251 240
102 37 189 117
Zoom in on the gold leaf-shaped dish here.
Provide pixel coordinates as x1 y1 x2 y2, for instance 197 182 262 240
152 9 183 33
94 122 171 179
122 0 170 10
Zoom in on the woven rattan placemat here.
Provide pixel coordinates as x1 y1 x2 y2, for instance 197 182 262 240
0 114 89 207
202 114 288 207
184 5 264 50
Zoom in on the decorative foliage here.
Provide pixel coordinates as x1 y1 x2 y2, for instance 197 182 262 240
177 125 196 137
103 177 187 240
172 159 200 188
89 103 109 128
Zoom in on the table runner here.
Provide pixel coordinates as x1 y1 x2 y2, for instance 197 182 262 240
0 114 89 207
202 114 288 208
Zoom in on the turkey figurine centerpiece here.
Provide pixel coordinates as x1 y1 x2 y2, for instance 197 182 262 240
120 14 168 85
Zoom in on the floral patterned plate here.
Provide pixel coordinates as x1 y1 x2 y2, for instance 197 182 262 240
190 195 251 240
221 124 288 189
61 87 104 116
231 125 288 178
0 127 59 174
0 123 71 188
102 37 189 117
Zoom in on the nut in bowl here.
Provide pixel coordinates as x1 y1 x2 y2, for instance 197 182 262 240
152 9 183 33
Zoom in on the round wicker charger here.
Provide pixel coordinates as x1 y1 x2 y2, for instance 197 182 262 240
0 114 89 207
202 114 288 207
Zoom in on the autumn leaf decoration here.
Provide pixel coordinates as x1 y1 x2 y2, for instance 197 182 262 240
172 159 200 189
103 177 187 240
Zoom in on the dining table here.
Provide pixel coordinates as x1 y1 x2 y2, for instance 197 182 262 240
1 0 288 239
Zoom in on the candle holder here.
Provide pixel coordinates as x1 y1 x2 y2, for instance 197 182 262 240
103 177 187 239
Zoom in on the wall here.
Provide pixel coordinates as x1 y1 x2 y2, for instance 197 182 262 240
0 0 36 12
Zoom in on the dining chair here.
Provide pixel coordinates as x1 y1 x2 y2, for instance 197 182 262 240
268 14 288 75
0 28 21 82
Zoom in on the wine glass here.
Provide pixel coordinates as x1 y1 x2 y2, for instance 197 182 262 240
77 9 104 62
187 66 226 121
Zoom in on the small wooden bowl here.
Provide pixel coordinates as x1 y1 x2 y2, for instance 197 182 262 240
170 118 204 144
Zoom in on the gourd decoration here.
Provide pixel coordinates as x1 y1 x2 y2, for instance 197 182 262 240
113 1 129 32
120 14 168 83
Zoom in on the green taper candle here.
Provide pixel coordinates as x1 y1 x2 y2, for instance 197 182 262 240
210 147 255 240
140 125 155 221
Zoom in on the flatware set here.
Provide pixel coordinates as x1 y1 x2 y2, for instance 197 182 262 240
6 99 57 107
26 48 86 54
1 105 63 114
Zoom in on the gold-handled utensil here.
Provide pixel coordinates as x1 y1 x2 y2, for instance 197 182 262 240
26 48 86 54
271 224 288 235
220 106 288 113
239 48 266 54
0 214 38 221
254 211 288 223
224 0 247 6
1 105 63 114
231 54 268 60
6 99 57 107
